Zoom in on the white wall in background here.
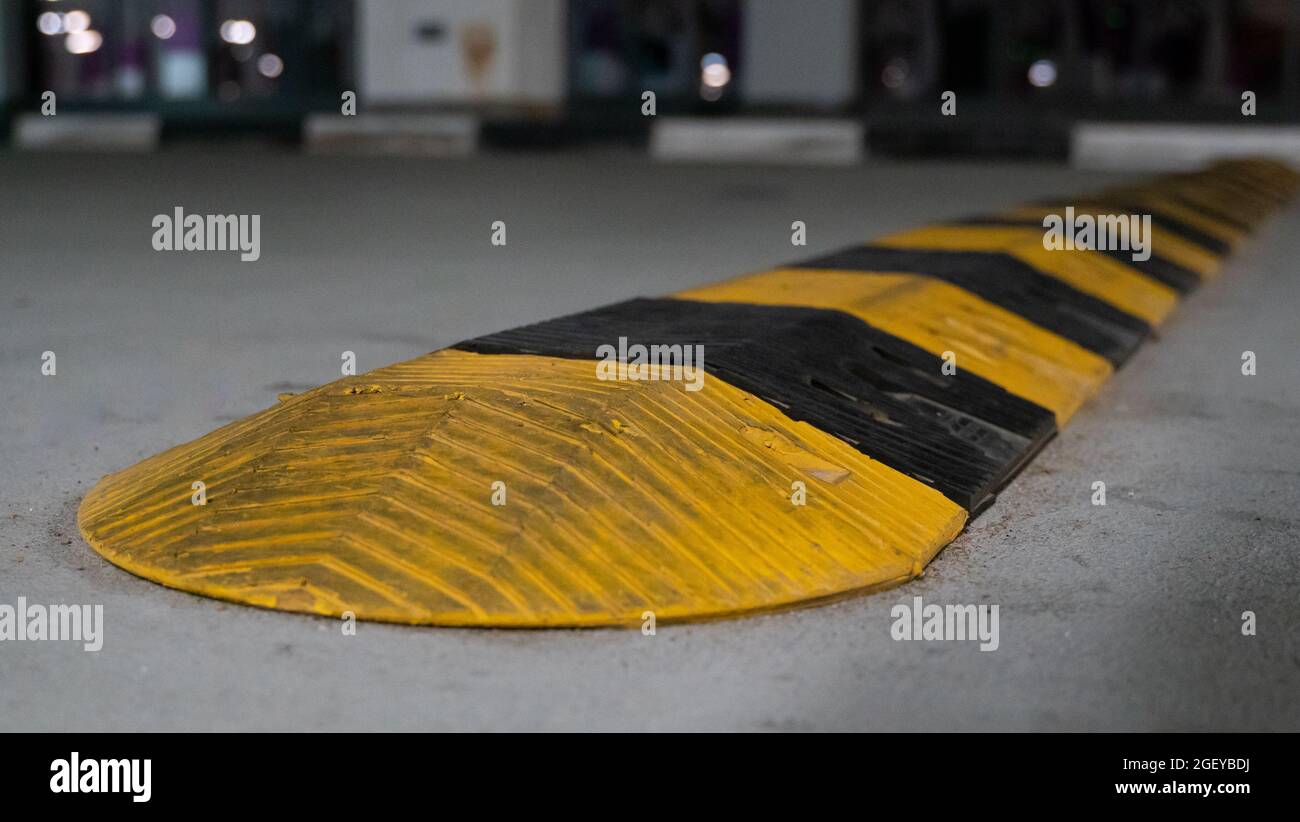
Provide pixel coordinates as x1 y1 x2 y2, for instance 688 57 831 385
1072 123 1300 171
740 0 858 109
358 0 564 106
652 117 864 165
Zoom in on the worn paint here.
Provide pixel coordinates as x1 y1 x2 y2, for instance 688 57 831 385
79 350 966 626
457 298 1056 512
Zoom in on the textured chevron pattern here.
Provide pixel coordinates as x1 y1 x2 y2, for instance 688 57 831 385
987 204 1225 280
79 350 967 626
874 225 1182 326
676 268 1113 424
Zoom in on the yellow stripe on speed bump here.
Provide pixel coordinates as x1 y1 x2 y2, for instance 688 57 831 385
874 225 1181 326
675 268 1112 424
1103 191 1248 247
1142 181 1271 229
993 204 1224 280
79 349 967 627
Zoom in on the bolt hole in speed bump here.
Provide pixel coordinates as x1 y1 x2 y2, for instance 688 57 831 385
77 159 1298 627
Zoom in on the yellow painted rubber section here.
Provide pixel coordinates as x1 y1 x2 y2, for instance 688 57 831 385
79 349 966 627
675 268 1112 424
994 204 1224 280
1116 192 1247 248
874 225 1181 326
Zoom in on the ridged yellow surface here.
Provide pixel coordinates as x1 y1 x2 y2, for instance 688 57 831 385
675 268 1112 424
78 349 967 627
995 205 1224 280
1143 181 1271 226
1117 192 1246 247
874 225 1180 325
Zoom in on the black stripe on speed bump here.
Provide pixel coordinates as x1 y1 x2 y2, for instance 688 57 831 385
791 246 1150 367
1095 249 1201 293
1217 169 1298 204
1164 190 1258 229
1176 173 1290 209
1161 192 1256 233
456 298 1057 513
1028 199 1234 254
952 217 1202 294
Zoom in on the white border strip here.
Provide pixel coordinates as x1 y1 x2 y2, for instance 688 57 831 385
651 117 864 166
15 113 161 152
1071 122 1300 171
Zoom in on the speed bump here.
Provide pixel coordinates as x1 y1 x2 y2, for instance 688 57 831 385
871 225 1182 326
960 209 1215 289
675 269 1112 425
79 349 967 626
457 298 1056 513
78 158 1295 626
794 245 1151 365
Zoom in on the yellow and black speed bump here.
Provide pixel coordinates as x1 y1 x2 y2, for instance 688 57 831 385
457 298 1056 513
78 158 1298 626
793 246 1150 365
869 226 1182 327
981 201 1230 282
952 216 1204 294
1152 176 1283 223
1036 198 1237 252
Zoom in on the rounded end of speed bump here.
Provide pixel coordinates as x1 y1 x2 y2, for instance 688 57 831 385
78 349 967 627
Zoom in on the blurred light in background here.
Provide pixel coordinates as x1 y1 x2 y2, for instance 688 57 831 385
6 0 1300 154
699 51 730 100
570 0 741 111
881 57 908 90
14 0 352 109
65 29 103 56
1027 59 1057 88
150 14 177 41
219 19 257 46
64 10 91 34
37 12 64 36
701 52 730 87
257 53 283 79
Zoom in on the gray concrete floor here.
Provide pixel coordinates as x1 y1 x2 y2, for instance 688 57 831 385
1 151 1297 731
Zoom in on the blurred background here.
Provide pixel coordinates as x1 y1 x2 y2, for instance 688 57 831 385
0 0 1298 160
